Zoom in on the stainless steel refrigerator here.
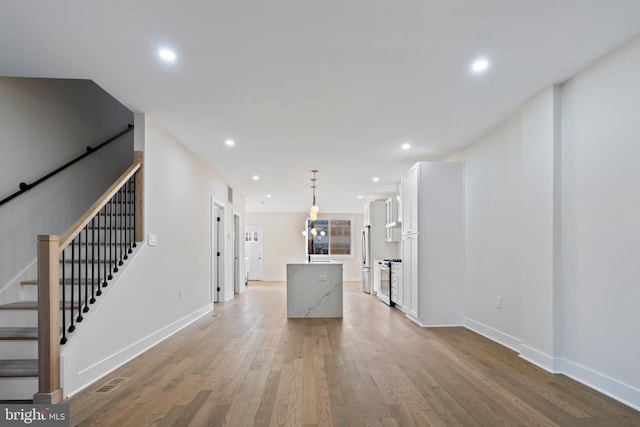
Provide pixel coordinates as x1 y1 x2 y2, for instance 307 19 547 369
362 225 371 293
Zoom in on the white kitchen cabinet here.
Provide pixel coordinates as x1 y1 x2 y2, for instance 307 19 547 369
400 164 419 235
363 202 371 226
400 162 464 326
385 196 401 242
372 261 381 295
390 262 402 310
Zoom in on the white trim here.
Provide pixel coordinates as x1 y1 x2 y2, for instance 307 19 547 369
257 275 362 282
463 319 640 411
63 304 212 399
407 313 463 328
463 316 522 353
519 344 558 373
555 358 640 412
0 258 37 305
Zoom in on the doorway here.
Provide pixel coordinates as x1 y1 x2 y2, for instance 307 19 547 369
245 224 263 281
212 199 226 302
233 213 241 294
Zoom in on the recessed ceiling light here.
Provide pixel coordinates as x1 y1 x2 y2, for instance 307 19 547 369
358 195 363 199
225 139 235 147
158 48 177 62
266 194 271 198
471 58 489 73
401 143 411 150
372 177 380 183
252 175 260 181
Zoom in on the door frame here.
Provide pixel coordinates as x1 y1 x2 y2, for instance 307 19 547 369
212 197 226 302
245 224 264 281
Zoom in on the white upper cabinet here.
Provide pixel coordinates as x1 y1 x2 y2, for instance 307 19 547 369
401 163 419 235
385 195 401 242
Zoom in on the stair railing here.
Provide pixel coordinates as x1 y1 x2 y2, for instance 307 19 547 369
34 151 144 404
0 124 134 208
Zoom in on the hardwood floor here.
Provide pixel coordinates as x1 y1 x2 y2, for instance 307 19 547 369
68 281 640 426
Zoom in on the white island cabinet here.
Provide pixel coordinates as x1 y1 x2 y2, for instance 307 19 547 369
400 162 464 326
287 261 343 318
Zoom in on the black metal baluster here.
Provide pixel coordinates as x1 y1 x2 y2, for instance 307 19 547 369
60 248 67 344
123 185 128 261
132 175 137 249
112 194 119 274
83 225 89 313
97 208 103 296
76 231 83 323
69 239 75 333
129 177 135 252
119 187 125 265
90 217 96 304
108 197 114 280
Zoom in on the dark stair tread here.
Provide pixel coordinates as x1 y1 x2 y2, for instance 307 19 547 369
21 279 101 286
0 327 38 340
0 359 38 377
61 259 120 264
0 301 76 310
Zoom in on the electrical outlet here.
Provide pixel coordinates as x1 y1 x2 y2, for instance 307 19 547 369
318 275 327 281
180 289 184 300
496 296 502 309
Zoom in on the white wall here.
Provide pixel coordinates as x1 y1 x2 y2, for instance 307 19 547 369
519 86 559 370
61 115 246 396
559 35 640 407
0 77 133 304
451 116 523 348
245 212 364 281
451 34 640 410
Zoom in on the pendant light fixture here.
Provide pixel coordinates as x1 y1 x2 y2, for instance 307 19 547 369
309 169 319 221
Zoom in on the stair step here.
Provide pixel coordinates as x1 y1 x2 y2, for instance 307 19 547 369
21 279 101 286
0 328 38 340
61 259 120 264
0 359 38 377
0 301 76 310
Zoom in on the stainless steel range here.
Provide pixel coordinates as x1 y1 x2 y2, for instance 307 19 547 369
378 259 401 306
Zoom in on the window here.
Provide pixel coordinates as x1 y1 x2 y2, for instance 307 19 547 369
305 218 352 256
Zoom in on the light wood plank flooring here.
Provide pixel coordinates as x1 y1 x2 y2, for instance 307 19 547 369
68 281 640 426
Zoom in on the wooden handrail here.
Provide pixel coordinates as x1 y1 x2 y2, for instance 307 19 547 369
59 158 141 251
35 151 144 404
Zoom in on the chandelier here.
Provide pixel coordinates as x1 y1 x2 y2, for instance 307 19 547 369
302 170 325 260
309 169 319 220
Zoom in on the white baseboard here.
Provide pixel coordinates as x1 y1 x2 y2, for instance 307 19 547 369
255 276 362 282
63 304 212 399
555 358 640 412
464 317 640 411
519 344 558 373
463 316 522 353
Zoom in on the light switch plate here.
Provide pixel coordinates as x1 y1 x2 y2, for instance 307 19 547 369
148 234 158 246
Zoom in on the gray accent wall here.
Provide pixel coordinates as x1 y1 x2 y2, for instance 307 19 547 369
0 77 133 303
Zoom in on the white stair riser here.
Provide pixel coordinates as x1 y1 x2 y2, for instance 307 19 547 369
0 377 38 400
21 284 106 301
0 308 80 327
0 340 38 359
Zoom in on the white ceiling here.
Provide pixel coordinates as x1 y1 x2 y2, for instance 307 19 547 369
2 1 640 213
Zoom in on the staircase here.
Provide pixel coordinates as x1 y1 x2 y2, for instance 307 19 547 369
0 153 143 402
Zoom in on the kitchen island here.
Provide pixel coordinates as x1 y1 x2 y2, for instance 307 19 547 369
286 261 343 318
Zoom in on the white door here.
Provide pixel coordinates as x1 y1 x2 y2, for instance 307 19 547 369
233 214 240 293
245 224 263 281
